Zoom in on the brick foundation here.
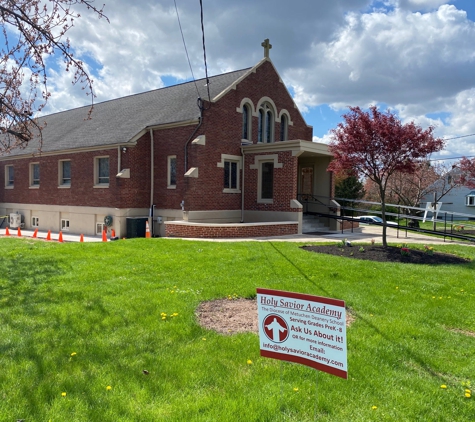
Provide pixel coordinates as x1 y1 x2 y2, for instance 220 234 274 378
339 220 359 230
165 221 298 238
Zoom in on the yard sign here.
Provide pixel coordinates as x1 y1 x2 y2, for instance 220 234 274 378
257 288 347 379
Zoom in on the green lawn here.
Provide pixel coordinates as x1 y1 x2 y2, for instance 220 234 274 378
0 238 474 421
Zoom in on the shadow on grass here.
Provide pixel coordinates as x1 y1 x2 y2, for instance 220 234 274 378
268 242 447 381
0 254 64 305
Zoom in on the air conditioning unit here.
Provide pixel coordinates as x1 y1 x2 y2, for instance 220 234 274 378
9 213 22 229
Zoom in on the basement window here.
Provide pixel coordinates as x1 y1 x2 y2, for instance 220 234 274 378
61 219 70 231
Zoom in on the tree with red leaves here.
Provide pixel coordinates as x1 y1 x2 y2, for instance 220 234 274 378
327 106 445 246
0 1 108 155
458 157 475 189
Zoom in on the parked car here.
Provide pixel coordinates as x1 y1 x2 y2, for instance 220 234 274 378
356 216 398 226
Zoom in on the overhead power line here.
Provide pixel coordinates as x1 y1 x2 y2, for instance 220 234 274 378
173 0 200 98
199 0 211 103
443 133 475 141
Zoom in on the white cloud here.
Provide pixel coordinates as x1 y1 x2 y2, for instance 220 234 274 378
37 1 475 157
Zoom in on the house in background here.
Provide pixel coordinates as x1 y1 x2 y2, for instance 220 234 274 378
0 41 335 238
420 169 475 221
421 186 475 220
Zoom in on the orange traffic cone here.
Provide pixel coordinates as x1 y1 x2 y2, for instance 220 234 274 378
111 229 116 237
17 227 22 237
33 228 38 238
58 231 63 243
102 230 107 242
46 230 51 241
5 226 10 236
145 221 151 238
80 234 84 242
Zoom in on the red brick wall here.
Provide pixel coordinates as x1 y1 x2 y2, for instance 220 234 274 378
165 222 298 238
1 144 152 209
243 150 299 213
180 60 312 213
340 220 359 230
0 60 313 214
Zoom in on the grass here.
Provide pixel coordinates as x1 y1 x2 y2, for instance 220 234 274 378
0 237 474 421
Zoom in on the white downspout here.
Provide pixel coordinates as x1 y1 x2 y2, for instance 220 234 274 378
150 129 154 235
117 146 121 174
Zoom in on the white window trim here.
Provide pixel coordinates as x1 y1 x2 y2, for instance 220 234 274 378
96 222 105 235
277 109 294 126
32 216 39 227
278 110 293 142
217 154 242 193
466 194 475 206
61 219 70 231
250 154 283 204
94 156 110 188
5 165 14 188
29 162 40 189
167 155 177 189
236 99 255 143
58 160 71 188
257 101 276 143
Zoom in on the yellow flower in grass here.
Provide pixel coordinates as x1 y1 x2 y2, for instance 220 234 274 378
465 389 471 394
70 352 77 357
371 406 377 410
61 392 67 397
106 386 112 391
293 387 299 392
440 385 447 389
247 359 252 365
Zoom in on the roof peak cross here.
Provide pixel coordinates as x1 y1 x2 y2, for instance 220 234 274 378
261 38 272 58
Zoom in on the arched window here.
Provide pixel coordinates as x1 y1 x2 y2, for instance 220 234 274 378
258 109 265 143
280 114 288 141
258 102 275 143
242 104 251 140
265 110 273 143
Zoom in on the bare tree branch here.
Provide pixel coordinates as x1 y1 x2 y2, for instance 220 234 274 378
0 0 108 154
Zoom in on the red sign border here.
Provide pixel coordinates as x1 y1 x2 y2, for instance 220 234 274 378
257 288 347 380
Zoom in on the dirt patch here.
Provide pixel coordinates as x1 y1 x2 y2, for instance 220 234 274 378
196 298 355 335
447 327 475 338
196 298 259 335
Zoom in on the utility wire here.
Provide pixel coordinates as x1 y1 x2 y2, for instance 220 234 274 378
443 133 475 141
173 0 200 99
199 0 211 104
429 155 475 162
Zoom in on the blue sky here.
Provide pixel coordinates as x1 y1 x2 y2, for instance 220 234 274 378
37 0 475 161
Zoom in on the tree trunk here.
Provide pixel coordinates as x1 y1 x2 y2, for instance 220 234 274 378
380 186 388 247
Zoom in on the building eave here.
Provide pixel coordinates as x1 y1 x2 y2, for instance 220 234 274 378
242 140 332 157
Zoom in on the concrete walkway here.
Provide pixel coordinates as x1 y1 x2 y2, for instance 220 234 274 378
1 225 471 246
174 225 473 245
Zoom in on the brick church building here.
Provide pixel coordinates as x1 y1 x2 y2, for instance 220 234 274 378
0 41 334 238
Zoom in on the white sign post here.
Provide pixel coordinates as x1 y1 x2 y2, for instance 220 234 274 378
257 288 347 379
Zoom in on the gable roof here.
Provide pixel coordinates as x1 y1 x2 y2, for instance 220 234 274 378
4 68 251 157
